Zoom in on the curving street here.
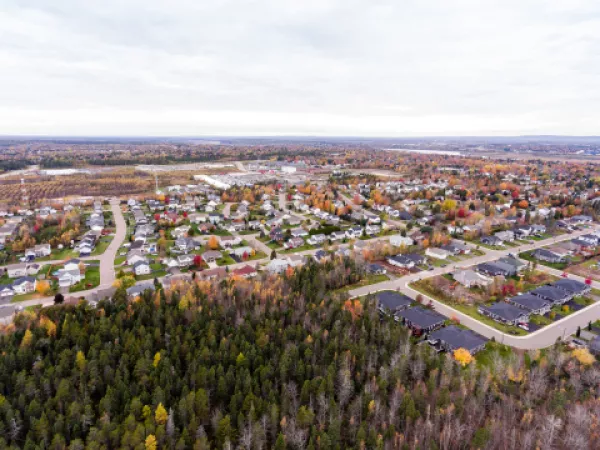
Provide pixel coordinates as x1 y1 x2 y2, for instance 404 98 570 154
349 226 600 349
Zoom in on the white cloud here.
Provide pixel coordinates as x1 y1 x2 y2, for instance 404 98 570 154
1 0 600 136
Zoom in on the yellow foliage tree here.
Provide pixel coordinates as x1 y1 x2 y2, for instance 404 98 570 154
21 329 33 348
145 434 157 450
76 350 86 371
155 402 168 425
39 316 57 338
208 236 219 250
153 352 161 368
36 280 51 295
572 348 595 366
453 348 474 367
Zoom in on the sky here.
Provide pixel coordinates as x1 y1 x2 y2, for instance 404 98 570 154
1 0 600 137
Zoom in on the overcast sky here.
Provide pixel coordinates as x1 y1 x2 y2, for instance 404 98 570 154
2 0 600 137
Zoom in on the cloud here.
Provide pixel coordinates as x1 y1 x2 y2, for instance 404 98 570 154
1 0 600 136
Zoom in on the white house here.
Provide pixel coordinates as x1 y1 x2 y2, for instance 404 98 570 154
390 235 414 247
453 269 492 288
12 277 37 295
7 264 28 279
133 261 152 276
425 247 450 260
58 269 82 287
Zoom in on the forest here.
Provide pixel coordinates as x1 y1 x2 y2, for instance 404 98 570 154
0 259 599 450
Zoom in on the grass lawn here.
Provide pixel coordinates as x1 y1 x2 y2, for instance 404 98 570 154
91 236 113 256
281 243 315 254
212 228 232 236
11 292 49 303
216 255 236 266
37 247 77 262
519 251 569 270
136 271 167 281
69 264 100 293
336 274 390 294
410 281 529 336
247 251 267 261
238 230 258 235
114 255 127 266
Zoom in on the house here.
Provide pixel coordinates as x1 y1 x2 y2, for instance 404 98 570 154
531 224 546 235
497 256 527 273
307 234 327 246
376 291 413 315
32 244 51 257
171 225 191 239
481 236 504 246
390 235 414 247
175 237 196 253
0 285 15 300
127 253 148 267
177 254 194 267
425 247 450 260
284 237 305 249
64 259 81 271
428 326 487 354
133 260 152 276
198 267 227 280
530 285 572 305
476 262 514 277
367 263 387 275
453 269 492 288
551 279 591 297
495 230 515 242
572 215 593 224
126 281 156 298
330 230 346 241
11 277 37 295
202 250 222 263
218 235 242 248
291 228 309 238
478 302 529 326
449 240 471 254
58 269 82 288
208 213 224 224
7 264 28 278
266 256 304 274
345 226 363 239
230 246 254 259
188 213 208 224
313 250 329 263
365 224 381 235
395 307 446 335
387 255 415 269
404 253 427 266
248 220 262 230
531 248 564 264
506 294 551 315
232 265 257 278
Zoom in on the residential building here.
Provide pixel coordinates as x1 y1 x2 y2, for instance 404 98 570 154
478 302 529 326
395 307 446 335
428 326 487 354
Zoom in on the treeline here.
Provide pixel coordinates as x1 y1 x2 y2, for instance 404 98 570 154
0 260 598 449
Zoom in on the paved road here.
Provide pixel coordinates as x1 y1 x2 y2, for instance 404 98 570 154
98 199 127 286
223 202 233 219
279 192 287 211
349 227 600 349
